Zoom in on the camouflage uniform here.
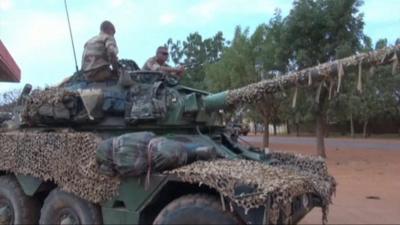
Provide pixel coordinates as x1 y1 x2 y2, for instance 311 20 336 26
81 32 118 81
142 56 170 71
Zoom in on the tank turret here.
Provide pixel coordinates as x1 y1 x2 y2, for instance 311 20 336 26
19 65 225 133
15 44 400 133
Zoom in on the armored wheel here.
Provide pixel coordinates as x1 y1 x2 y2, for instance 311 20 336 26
0 175 39 224
39 188 102 225
153 194 241 225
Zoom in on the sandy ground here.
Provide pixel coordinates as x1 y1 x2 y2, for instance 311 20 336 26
243 135 400 224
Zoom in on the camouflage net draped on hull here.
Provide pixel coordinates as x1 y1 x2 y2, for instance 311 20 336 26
0 132 120 203
0 130 336 224
168 153 336 224
22 88 81 125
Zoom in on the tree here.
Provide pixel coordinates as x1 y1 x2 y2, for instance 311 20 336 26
375 38 388 50
328 76 359 137
206 11 291 148
325 36 399 138
358 39 400 137
206 26 258 91
284 0 366 157
166 32 227 90
206 25 278 146
252 11 289 145
0 89 21 112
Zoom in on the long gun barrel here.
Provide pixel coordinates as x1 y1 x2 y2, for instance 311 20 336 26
203 44 400 111
203 91 229 112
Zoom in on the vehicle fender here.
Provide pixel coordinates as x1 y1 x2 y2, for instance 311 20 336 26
15 174 42 196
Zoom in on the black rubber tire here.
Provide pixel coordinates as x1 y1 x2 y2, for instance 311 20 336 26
0 175 39 224
39 188 102 225
153 194 241 225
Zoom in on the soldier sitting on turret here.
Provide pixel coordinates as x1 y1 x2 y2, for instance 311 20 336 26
81 21 119 82
142 46 185 77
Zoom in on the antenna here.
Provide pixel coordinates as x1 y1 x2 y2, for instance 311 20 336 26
64 0 79 73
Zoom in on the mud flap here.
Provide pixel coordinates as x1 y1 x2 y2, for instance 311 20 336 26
15 175 42 196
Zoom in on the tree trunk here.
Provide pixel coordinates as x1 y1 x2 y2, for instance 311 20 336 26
324 113 330 138
325 114 330 138
350 113 355 138
286 120 291 135
316 112 327 158
295 123 300 137
315 95 327 158
273 123 277 135
262 121 270 148
363 120 369 138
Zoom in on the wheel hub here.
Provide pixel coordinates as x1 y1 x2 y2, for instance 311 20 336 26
59 209 80 225
0 204 12 225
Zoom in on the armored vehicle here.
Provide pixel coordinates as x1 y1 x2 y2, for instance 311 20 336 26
0 58 338 225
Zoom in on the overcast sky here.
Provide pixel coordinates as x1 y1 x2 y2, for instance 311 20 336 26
0 0 399 92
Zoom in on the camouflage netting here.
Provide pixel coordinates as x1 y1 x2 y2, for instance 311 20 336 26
0 131 120 203
21 87 85 125
0 129 336 223
168 152 336 224
227 44 400 105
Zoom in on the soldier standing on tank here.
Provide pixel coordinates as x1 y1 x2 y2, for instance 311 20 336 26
142 46 185 77
81 21 119 82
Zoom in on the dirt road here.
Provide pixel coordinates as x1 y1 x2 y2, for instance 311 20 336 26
243 135 400 224
244 136 400 151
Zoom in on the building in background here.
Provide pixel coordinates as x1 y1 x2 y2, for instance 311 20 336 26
0 40 20 82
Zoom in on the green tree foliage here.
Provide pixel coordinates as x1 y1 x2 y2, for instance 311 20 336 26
285 0 365 67
329 39 400 138
356 40 400 137
166 32 227 90
205 26 258 92
251 11 289 143
205 12 289 147
375 38 388 50
284 0 366 157
165 0 397 152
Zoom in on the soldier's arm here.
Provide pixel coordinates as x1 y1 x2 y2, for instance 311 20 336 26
159 65 185 77
105 36 119 69
144 59 185 77
146 59 161 71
